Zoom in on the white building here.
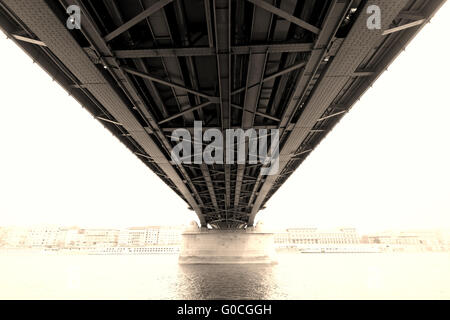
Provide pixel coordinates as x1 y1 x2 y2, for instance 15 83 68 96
285 227 360 245
0 226 29 248
27 226 61 247
366 229 446 251
157 226 182 245
119 227 147 246
118 226 182 247
273 231 290 248
59 227 84 248
79 229 119 247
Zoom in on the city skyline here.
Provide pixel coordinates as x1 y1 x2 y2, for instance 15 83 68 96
2 224 448 253
1 222 449 234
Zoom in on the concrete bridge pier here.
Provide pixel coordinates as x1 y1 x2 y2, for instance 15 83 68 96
178 224 277 264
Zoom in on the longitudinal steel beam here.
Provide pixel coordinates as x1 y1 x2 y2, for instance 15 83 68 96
204 0 214 48
246 0 326 214
214 0 231 217
397 11 425 20
234 1 275 217
102 0 171 121
248 0 411 226
149 0 212 217
76 0 208 222
2 0 444 229
191 1 219 216
5 0 206 225
58 0 205 225
246 0 321 34
247 0 352 225
139 0 204 134
201 164 219 213
103 0 173 42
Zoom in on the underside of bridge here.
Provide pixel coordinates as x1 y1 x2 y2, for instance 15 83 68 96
0 0 445 229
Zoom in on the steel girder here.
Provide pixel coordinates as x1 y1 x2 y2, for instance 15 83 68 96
0 0 445 228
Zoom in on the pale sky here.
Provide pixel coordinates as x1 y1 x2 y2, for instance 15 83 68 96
0 3 449 233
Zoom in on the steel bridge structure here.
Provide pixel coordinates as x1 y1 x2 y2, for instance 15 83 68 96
0 0 445 228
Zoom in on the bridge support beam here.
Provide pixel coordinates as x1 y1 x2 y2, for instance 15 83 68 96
179 228 277 264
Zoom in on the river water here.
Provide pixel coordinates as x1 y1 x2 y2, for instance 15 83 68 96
0 252 449 299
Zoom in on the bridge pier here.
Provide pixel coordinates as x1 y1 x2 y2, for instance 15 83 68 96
178 227 277 264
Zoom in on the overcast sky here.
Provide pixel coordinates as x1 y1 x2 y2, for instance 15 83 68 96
0 3 449 233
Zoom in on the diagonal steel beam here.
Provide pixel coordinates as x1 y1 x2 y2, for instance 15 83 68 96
231 61 306 95
246 0 351 225
104 0 173 42
158 101 213 124
173 0 219 214
246 0 320 34
230 104 280 122
248 0 413 226
97 116 122 126
316 110 347 122
65 0 208 226
3 0 207 226
242 0 304 215
382 19 425 36
102 1 172 120
12 34 46 46
121 66 219 102
261 61 306 85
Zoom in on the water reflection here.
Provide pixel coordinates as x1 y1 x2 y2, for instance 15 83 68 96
0 252 449 299
176 264 281 299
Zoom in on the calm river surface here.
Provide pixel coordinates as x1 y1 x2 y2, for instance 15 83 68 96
0 252 449 299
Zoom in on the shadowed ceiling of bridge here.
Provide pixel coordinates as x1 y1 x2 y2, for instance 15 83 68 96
0 0 445 228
